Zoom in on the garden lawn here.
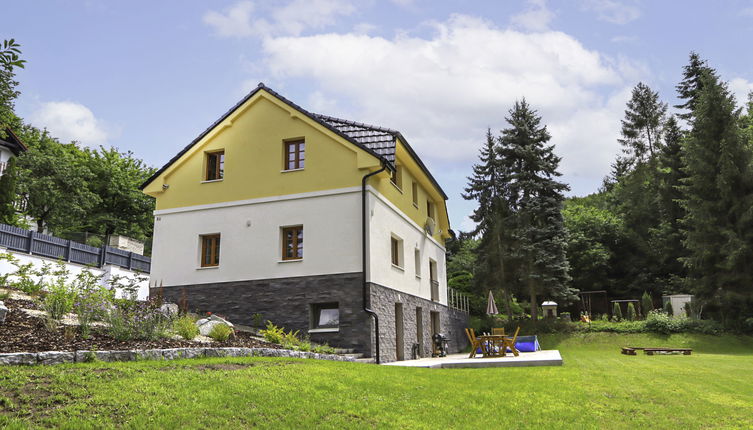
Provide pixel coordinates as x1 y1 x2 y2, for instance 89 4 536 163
1 333 753 429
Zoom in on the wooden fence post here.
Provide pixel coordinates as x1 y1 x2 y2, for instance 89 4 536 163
65 240 73 262
27 230 34 254
127 252 133 270
99 245 107 268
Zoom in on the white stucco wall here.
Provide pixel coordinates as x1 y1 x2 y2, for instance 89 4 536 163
0 249 150 300
150 188 363 286
366 188 447 304
150 186 448 304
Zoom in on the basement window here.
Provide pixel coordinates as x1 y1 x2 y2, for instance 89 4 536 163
310 303 339 332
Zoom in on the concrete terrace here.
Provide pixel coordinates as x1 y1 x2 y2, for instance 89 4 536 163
383 350 563 369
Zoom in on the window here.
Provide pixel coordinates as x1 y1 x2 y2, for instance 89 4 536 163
414 248 421 278
205 151 224 181
391 235 403 268
390 165 402 189
282 225 303 260
426 199 434 219
284 140 305 170
311 303 339 330
412 182 418 206
430 259 439 301
200 234 221 267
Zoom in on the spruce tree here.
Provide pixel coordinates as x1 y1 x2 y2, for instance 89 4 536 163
0 156 18 224
655 115 687 290
675 52 718 123
498 100 574 320
680 72 753 321
618 82 667 163
627 302 637 321
463 129 515 320
612 302 622 321
641 291 653 318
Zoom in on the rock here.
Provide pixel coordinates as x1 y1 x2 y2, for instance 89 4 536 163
0 353 37 365
159 303 179 317
37 351 75 365
0 301 8 324
196 315 234 337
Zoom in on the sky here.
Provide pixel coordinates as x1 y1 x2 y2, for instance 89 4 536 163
4 0 753 232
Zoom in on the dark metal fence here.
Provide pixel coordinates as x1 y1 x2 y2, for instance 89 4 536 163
0 223 150 273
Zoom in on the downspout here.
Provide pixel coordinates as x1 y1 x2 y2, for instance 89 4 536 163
362 162 389 364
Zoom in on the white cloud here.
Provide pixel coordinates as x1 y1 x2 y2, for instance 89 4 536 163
730 77 753 106
203 1 256 38
261 14 639 195
29 101 111 147
581 0 640 24
510 0 555 32
203 0 355 38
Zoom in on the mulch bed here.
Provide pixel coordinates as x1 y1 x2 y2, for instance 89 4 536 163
0 299 282 353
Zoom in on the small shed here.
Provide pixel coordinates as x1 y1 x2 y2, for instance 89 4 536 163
662 294 693 318
542 301 558 318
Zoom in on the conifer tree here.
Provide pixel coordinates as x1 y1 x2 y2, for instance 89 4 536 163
463 129 515 320
618 82 667 163
498 100 574 320
680 72 753 321
641 291 653 318
627 302 637 321
675 52 718 123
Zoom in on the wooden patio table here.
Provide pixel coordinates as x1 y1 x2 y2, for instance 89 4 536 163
477 335 519 358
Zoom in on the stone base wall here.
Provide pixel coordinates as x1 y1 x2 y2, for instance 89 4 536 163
151 272 372 352
368 283 468 363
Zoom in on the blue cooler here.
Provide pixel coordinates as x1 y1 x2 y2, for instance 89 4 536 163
514 335 541 352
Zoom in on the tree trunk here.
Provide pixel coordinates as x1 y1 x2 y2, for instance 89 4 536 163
495 230 513 322
36 218 44 233
528 259 538 321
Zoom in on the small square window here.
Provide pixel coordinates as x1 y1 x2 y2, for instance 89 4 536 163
282 225 303 260
284 140 305 170
200 234 220 267
205 151 224 181
311 303 339 329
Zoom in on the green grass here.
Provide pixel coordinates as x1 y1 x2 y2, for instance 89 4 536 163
1 333 753 429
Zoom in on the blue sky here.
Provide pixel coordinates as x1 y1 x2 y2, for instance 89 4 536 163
4 0 753 232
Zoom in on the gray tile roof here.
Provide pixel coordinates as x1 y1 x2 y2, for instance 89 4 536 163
312 114 397 162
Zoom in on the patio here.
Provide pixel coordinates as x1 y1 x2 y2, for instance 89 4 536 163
384 350 563 369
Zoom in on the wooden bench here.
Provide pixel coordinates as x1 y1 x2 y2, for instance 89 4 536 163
622 347 692 355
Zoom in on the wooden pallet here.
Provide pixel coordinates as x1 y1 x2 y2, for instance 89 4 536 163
622 347 692 355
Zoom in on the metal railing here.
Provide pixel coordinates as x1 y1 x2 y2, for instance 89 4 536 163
448 287 469 313
0 223 150 273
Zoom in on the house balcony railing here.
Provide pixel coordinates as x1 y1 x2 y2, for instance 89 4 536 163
448 287 470 314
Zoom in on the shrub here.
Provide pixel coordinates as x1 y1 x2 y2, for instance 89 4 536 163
627 303 637 321
208 323 233 342
260 321 285 344
252 313 264 328
641 291 653 318
173 315 199 340
43 279 77 320
9 261 44 295
312 344 336 354
73 270 113 338
106 301 171 341
663 300 674 316
612 302 623 321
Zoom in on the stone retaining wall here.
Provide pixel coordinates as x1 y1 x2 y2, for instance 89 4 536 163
0 347 355 366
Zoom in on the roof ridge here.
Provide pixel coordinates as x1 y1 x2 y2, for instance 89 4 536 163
313 113 399 135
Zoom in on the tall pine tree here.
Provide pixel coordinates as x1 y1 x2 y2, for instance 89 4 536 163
619 82 667 163
680 72 753 323
675 52 718 123
498 100 574 320
463 129 515 320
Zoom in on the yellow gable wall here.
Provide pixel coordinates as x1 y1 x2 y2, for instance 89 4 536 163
144 91 380 210
143 89 450 245
371 140 451 244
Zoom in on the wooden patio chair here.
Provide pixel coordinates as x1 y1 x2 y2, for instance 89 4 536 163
465 328 483 358
491 328 505 336
502 326 521 357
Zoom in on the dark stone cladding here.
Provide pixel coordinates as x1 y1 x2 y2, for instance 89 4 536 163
367 283 469 363
151 272 372 353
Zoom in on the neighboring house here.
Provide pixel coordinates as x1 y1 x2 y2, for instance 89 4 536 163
0 128 27 176
141 84 467 362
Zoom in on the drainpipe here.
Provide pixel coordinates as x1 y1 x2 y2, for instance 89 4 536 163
362 162 389 364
